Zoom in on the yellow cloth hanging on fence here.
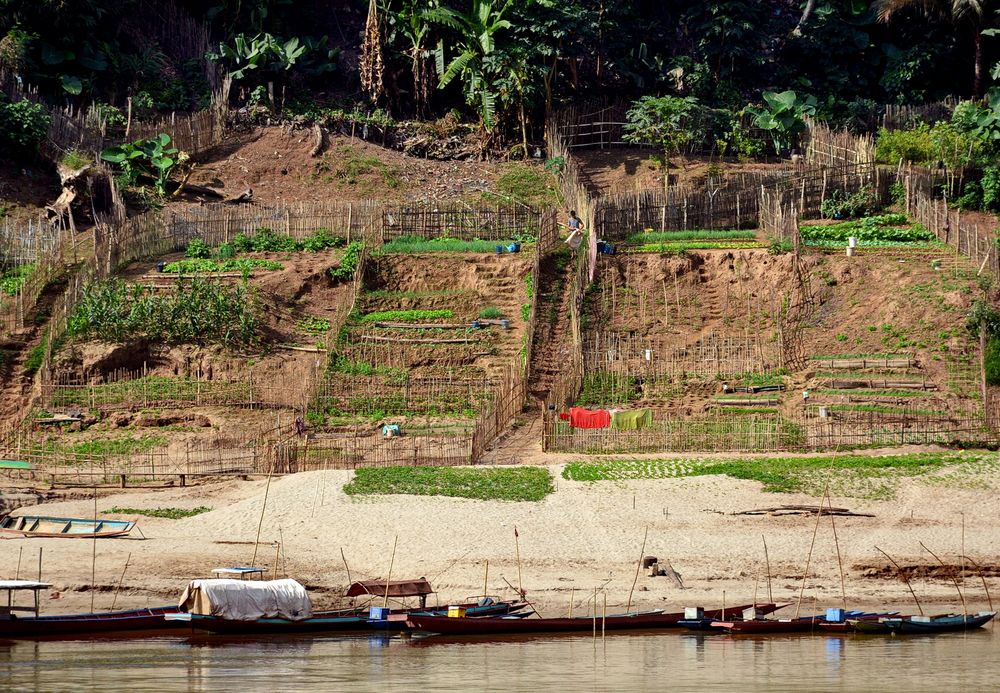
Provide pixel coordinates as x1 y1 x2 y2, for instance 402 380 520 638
611 408 652 430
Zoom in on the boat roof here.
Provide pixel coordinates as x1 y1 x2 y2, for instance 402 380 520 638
0 460 31 469
345 579 434 598
212 567 266 576
0 580 51 590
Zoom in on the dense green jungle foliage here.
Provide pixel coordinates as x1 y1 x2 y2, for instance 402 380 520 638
1 0 998 156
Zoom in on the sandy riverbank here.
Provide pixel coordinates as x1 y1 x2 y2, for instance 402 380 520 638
2 465 998 616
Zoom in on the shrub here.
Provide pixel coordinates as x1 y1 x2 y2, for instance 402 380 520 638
60 149 90 170
0 99 50 161
478 306 503 319
185 239 211 259
301 228 344 252
875 125 935 165
986 338 1000 386
820 187 877 219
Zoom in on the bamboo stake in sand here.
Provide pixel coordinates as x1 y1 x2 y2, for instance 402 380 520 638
482 560 489 600
514 526 524 598
250 465 275 567
920 542 967 617
961 554 993 611
827 495 848 612
626 526 649 613
110 553 132 611
383 535 398 609
875 546 923 616
795 487 829 620
762 535 773 604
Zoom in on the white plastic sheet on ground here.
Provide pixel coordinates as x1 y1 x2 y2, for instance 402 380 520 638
178 578 313 621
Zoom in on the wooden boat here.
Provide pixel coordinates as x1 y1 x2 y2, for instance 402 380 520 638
1 606 185 638
0 514 135 538
406 603 781 636
180 600 530 634
0 579 184 638
881 611 996 634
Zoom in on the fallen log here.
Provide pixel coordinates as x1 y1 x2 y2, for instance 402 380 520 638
732 505 875 518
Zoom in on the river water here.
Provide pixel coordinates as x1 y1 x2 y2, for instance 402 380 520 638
2 629 997 692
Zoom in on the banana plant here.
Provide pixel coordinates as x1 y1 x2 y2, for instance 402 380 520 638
747 90 818 155
427 0 515 131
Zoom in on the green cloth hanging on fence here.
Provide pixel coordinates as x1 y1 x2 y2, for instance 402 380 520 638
611 408 652 430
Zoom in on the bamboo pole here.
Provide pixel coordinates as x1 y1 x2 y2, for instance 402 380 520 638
875 546 923 616
827 494 848 612
91 486 98 612
110 552 132 611
249 463 275 567
625 525 648 613
920 541 967 617
961 554 994 611
482 560 489 600
795 486 828 619
514 526 524 598
383 535 398 609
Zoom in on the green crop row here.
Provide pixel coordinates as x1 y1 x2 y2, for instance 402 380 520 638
67 278 258 347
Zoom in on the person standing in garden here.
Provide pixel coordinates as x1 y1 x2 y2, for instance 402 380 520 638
564 210 585 251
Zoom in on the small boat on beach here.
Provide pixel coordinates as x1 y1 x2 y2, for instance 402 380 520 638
406 603 782 636
0 514 136 539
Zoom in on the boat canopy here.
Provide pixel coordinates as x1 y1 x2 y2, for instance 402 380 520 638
0 580 50 591
345 579 434 598
178 578 313 621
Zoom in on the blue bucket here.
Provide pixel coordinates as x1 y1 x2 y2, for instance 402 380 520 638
369 606 390 620
495 245 504 254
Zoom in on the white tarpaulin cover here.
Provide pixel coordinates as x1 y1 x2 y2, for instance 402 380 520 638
178 578 313 621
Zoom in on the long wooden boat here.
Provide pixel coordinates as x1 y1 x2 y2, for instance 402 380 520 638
179 600 530 635
1 606 184 638
406 603 781 636
0 514 135 538
881 611 996 634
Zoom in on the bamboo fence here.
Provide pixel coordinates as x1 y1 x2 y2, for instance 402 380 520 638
582 331 784 378
544 410 996 454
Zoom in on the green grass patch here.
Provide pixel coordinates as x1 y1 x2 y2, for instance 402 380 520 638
163 258 283 273
489 163 562 209
631 241 765 253
343 466 554 502
577 372 640 406
815 388 927 397
478 306 503 319
626 229 756 244
562 452 984 498
358 309 454 323
60 149 91 170
104 506 211 519
31 435 167 461
375 236 531 254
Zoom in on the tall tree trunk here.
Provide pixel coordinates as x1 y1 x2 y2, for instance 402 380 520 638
974 29 984 97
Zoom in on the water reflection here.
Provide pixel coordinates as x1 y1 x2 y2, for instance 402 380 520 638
0 630 997 692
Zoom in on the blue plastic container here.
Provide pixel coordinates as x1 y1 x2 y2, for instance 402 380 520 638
826 608 846 623
370 606 391 620
495 245 504 254
507 242 520 253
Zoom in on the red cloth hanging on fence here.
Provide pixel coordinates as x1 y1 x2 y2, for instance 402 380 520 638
567 407 611 429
